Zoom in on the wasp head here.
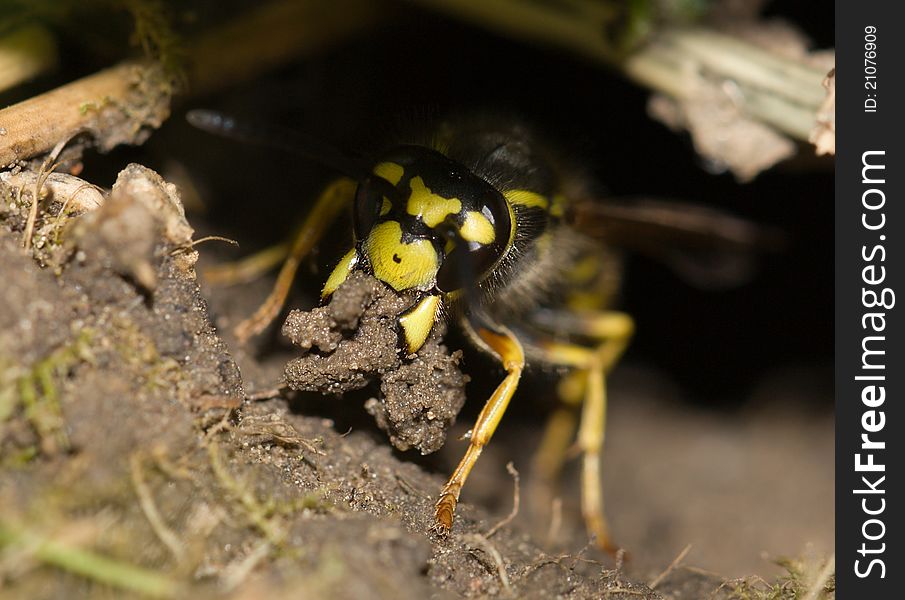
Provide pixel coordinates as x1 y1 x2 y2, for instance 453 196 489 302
348 145 513 295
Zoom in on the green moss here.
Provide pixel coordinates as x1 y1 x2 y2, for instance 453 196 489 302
722 556 835 600
207 439 286 546
108 316 182 393
124 0 187 87
78 100 99 115
1 330 94 457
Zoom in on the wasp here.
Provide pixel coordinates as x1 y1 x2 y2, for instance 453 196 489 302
189 110 769 552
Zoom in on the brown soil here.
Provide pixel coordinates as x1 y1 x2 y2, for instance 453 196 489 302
0 164 833 599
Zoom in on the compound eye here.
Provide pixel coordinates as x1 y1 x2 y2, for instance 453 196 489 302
435 191 511 293
435 241 505 293
353 177 387 241
483 190 512 251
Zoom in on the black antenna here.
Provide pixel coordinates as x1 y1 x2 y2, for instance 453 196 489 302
186 109 369 180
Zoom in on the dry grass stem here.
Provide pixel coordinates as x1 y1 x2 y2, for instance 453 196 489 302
130 453 186 563
487 462 520 538
648 543 692 590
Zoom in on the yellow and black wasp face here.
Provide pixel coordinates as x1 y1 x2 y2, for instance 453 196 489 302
350 145 515 294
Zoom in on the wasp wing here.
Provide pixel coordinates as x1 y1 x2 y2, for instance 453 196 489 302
567 197 784 289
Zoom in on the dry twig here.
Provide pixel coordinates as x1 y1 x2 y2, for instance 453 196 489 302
486 462 520 538
0 60 171 167
22 138 67 250
130 453 186 563
648 543 692 590
221 539 272 592
802 553 835 600
244 386 287 402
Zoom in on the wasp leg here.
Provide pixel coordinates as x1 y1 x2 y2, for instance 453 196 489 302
433 320 525 536
533 310 634 553
232 177 357 343
203 241 290 286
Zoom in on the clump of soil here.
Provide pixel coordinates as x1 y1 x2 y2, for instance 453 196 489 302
282 271 468 454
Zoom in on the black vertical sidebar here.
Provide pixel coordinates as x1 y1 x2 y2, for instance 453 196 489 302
836 1 904 597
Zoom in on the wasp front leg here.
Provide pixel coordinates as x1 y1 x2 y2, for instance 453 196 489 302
433 318 525 536
224 177 357 343
530 310 634 553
